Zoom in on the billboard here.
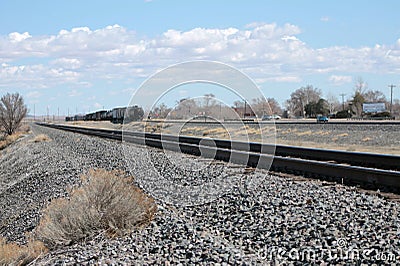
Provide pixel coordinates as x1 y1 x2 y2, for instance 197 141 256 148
362 102 386 113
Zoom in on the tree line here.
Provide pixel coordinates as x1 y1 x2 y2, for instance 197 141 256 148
150 78 396 120
284 79 392 118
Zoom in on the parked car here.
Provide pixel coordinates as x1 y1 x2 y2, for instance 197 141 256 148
317 115 329 123
262 114 281 121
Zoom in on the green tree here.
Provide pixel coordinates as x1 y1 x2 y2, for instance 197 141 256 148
351 91 365 117
304 99 329 117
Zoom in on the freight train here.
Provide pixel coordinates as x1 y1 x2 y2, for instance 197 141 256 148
65 106 144 124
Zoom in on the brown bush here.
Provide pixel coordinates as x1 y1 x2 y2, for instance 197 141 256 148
32 134 51 143
35 169 157 248
0 133 23 150
0 237 47 266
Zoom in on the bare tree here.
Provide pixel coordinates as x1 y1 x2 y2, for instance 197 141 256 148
363 90 387 102
354 77 368 94
0 93 28 135
251 97 282 117
203 93 216 108
268 98 282 115
326 92 341 114
286 85 322 117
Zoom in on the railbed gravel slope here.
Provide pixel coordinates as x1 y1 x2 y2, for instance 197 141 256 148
0 124 399 265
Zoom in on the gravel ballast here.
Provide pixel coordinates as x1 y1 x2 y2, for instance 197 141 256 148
0 124 399 265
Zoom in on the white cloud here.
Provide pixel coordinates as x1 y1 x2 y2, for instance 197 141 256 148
26 91 41 98
50 58 81 69
320 16 330 22
0 23 399 91
68 89 81 97
270 76 302 83
8 32 31 42
329 75 353 85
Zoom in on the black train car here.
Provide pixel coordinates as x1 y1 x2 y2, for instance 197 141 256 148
112 107 126 123
66 106 144 124
85 112 96 121
85 110 109 121
74 115 85 121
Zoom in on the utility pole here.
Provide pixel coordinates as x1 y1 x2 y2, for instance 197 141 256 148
33 104 35 121
389 84 396 115
339 93 346 111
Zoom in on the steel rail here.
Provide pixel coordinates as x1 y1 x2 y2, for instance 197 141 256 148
36 123 400 193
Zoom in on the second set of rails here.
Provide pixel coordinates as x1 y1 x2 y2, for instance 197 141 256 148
37 122 400 194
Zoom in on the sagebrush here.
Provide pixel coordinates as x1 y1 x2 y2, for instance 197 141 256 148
0 237 47 266
32 134 51 143
0 133 23 150
35 169 157 248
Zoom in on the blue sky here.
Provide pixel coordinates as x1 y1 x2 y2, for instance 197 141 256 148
1 0 400 115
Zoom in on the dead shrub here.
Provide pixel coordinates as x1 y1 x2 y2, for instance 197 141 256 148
0 133 23 150
32 134 51 143
35 169 157 249
0 236 47 266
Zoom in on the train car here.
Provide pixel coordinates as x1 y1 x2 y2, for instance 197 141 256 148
66 106 143 124
85 110 109 121
112 107 127 123
99 110 111 121
85 112 95 121
124 105 145 122
74 115 85 121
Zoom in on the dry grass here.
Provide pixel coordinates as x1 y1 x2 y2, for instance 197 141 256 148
278 128 298 135
35 169 157 249
315 130 330 136
235 125 260 136
0 133 24 150
201 127 229 137
0 237 47 266
32 134 51 143
296 130 313 136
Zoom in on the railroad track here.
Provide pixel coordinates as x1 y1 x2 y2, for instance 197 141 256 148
143 119 400 125
37 122 400 193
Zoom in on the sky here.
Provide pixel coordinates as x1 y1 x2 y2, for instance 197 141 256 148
1 0 400 116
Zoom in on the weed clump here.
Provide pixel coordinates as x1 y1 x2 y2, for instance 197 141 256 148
32 134 51 143
0 133 23 150
35 169 157 248
0 236 47 266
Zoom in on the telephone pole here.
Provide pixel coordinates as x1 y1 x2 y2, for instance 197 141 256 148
389 84 396 115
339 93 346 111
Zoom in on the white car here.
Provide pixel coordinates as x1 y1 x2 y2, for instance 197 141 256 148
262 114 281 120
